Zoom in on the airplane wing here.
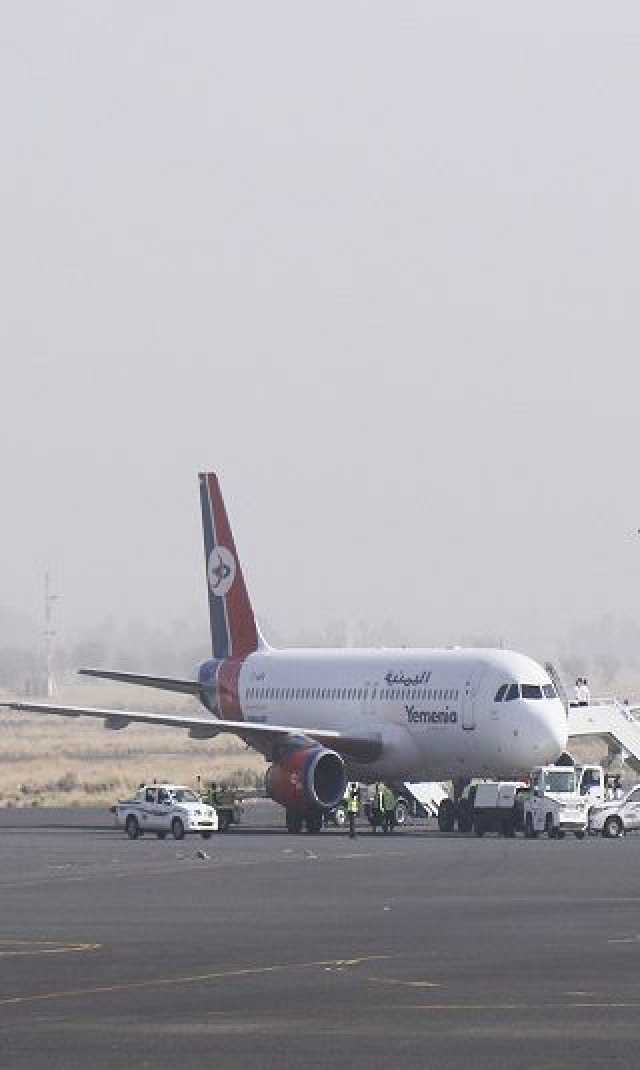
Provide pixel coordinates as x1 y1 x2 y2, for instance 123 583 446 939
0 701 383 764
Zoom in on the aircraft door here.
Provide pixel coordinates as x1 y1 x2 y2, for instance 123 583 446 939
462 667 487 732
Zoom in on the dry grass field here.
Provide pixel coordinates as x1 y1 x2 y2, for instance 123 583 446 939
0 682 266 807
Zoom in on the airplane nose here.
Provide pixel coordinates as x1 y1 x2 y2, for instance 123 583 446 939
539 701 568 761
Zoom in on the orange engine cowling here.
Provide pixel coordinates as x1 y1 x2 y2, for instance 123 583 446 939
266 746 347 813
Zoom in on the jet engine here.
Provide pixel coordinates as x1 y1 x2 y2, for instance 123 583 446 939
266 745 347 813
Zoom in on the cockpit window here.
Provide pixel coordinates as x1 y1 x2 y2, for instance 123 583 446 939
543 683 556 699
521 684 543 700
505 683 519 701
494 684 508 702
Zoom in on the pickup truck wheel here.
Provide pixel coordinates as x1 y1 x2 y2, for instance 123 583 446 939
545 814 556 839
604 816 623 839
156 832 166 840
201 831 212 839
125 816 140 840
525 813 537 839
172 817 185 840
573 830 584 839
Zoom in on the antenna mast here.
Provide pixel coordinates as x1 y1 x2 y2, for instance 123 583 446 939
44 570 60 698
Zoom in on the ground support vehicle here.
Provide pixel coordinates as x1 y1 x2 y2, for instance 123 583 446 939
202 783 244 832
588 784 640 837
522 764 604 839
113 784 218 840
469 782 528 837
437 781 523 834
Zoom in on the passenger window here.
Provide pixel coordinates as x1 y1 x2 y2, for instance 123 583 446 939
505 683 519 701
521 684 543 700
494 684 508 702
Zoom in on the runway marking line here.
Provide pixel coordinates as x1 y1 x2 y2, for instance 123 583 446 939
409 1001 640 1012
0 940 100 958
369 978 441 989
0 954 393 1009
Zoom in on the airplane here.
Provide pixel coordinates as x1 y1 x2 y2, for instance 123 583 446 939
2 472 568 833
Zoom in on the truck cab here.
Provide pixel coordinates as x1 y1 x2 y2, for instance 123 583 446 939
522 763 603 839
114 783 218 840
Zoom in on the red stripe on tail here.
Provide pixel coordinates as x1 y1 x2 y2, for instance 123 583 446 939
203 473 259 659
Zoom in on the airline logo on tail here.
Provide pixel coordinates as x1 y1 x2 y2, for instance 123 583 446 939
199 472 261 660
207 546 236 597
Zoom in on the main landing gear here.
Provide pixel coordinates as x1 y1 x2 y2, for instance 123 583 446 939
286 808 323 834
437 777 471 833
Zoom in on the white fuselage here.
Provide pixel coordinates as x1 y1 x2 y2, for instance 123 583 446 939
229 647 567 783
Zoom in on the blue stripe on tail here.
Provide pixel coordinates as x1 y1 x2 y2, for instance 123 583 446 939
199 476 230 659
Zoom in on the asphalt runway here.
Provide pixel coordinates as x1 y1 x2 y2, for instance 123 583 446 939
1 806 639 1070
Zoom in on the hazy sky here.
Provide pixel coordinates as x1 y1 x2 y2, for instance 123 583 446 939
2 2 640 660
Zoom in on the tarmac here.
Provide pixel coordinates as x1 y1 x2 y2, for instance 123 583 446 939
1 803 639 1070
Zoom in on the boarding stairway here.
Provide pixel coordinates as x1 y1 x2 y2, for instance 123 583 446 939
567 701 640 774
400 781 450 818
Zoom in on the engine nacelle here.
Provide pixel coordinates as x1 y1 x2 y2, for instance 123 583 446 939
266 746 347 813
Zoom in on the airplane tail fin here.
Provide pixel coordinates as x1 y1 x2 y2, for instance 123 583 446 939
198 472 266 659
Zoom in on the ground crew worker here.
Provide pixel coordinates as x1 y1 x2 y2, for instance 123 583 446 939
346 783 359 838
382 784 397 833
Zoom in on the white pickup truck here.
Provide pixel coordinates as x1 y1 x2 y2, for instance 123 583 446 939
113 784 218 840
522 763 604 839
